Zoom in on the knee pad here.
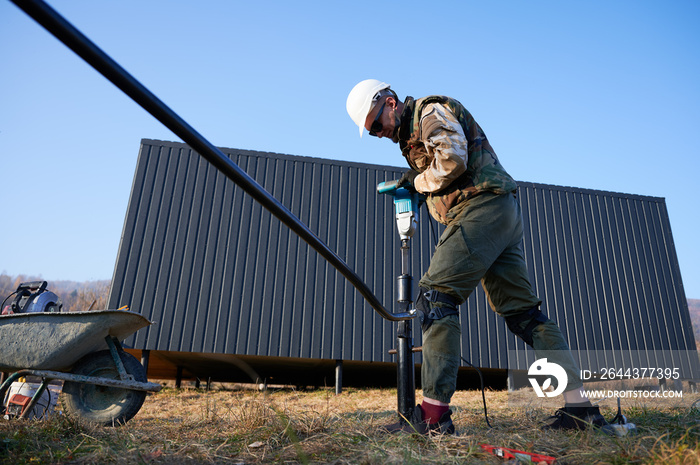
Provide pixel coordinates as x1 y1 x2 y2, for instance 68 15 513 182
504 306 549 347
415 287 460 332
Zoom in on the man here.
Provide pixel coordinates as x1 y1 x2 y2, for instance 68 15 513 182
346 79 611 435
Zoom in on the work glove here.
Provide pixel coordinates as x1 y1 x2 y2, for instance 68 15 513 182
397 169 419 188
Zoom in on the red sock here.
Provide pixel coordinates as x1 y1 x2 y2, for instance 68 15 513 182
420 402 449 424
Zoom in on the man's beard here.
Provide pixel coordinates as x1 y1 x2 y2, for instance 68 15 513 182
390 113 401 143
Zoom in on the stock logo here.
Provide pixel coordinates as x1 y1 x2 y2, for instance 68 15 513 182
528 358 568 398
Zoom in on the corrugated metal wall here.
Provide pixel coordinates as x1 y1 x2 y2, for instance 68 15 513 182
515 182 697 377
108 139 698 378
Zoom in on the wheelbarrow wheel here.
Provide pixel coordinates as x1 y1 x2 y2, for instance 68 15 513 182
61 350 147 426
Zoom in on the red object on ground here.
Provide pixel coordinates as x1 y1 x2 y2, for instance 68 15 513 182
7 394 32 414
480 444 556 464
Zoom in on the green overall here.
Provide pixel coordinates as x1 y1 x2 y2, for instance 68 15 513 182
398 97 583 404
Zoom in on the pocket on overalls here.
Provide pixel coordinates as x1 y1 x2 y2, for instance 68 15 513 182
431 222 476 278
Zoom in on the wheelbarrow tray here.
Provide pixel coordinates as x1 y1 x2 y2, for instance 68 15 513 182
0 310 151 372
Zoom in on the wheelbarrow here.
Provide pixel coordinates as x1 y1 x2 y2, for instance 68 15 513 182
0 309 161 426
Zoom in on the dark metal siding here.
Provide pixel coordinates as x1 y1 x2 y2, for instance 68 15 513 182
109 139 698 378
111 140 412 362
516 183 697 376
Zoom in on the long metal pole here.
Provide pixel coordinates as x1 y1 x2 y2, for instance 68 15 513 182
10 0 415 321
396 239 416 422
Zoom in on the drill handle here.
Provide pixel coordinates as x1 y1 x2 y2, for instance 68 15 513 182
377 179 401 194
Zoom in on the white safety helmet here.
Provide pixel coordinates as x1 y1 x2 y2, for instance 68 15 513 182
346 79 391 137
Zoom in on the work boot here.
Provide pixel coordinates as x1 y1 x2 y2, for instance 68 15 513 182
542 405 614 435
381 405 456 435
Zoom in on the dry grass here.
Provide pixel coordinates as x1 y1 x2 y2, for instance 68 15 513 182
1 385 699 464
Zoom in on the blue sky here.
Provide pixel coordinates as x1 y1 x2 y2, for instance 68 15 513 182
1 1 699 298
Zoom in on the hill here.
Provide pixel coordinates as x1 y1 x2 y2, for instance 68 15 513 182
689 298 700 348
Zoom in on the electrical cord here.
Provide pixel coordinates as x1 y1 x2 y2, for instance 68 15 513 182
691 398 700 412
461 356 493 428
0 290 18 314
423 202 494 428
41 384 52 419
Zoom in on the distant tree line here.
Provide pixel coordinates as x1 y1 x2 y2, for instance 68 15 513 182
688 299 700 351
0 274 111 313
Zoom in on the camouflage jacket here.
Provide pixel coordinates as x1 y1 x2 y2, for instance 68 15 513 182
398 96 517 224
